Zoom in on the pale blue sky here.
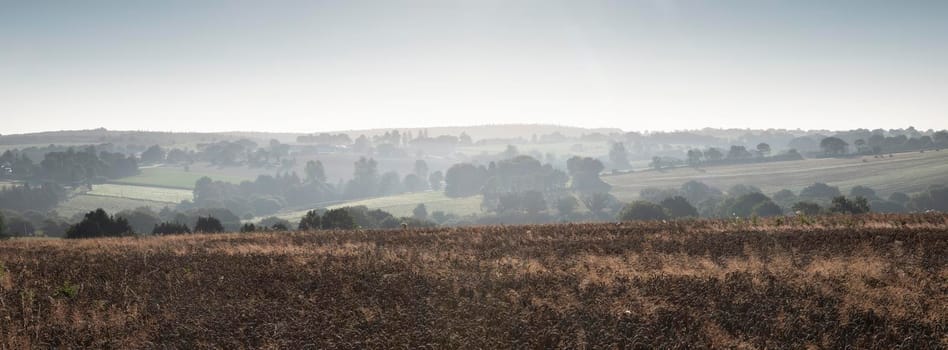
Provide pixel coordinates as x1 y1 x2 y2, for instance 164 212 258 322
2 0 946 134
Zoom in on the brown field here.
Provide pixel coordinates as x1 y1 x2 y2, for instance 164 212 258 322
1 214 946 348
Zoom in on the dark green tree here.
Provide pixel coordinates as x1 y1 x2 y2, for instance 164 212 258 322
66 209 133 239
704 147 724 161
0 212 6 239
194 216 224 233
756 143 771 157
820 137 849 155
298 210 322 231
412 203 428 221
140 145 166 163
660 196 698 218
321 208 356 229
752 201 783 217
618 201 668 221
428 171 444 191
556 196 579 217
829 196 870 214
609 142 630 168
152 222 191 235
792 201 823 215
444 163 487 197
849 186 877 199
304 160 326 183
566 156 610 194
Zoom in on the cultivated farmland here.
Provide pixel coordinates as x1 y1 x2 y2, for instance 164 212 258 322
111 166 252 189
606 149 948 200
0 214 944 348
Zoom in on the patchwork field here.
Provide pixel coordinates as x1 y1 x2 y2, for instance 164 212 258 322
55 195 172 218
606 150 948 200
0 214 944 348
111 166 252 189
86 184 193 204
268 191 484 223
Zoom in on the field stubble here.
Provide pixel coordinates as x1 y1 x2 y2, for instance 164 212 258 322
0 214 945 348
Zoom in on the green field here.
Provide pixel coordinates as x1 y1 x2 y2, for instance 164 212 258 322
605 150 948 200
297 150 948 219
111 166 252 189
56 194 172 218
86 183 193 203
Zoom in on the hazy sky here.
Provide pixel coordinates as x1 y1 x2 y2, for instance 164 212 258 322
2 0 946 134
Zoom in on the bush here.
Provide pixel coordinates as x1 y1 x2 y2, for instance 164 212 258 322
618 201 668 221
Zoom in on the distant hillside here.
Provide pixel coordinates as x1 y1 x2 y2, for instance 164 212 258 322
0 124 622 147
329 124 623 140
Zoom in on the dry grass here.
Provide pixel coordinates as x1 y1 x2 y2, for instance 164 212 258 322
0 213 946 349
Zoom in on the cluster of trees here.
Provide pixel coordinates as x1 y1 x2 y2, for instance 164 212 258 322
62 207 243 238
54 203 439 239
441 154 615 221
342 158 441 199
674 144 802 169
619 181 948 222
295 133 352 145
0 183 65 212
1 146 139 184
789 129 948 157
190 171 335 218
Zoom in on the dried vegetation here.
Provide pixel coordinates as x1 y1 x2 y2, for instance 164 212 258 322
0 214 946 348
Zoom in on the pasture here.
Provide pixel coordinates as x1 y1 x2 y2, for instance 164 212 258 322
269 191 484 223
55 194 172 218
86 184 193 204
606 150 948 200
110 166 252 189
0 214 944 348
